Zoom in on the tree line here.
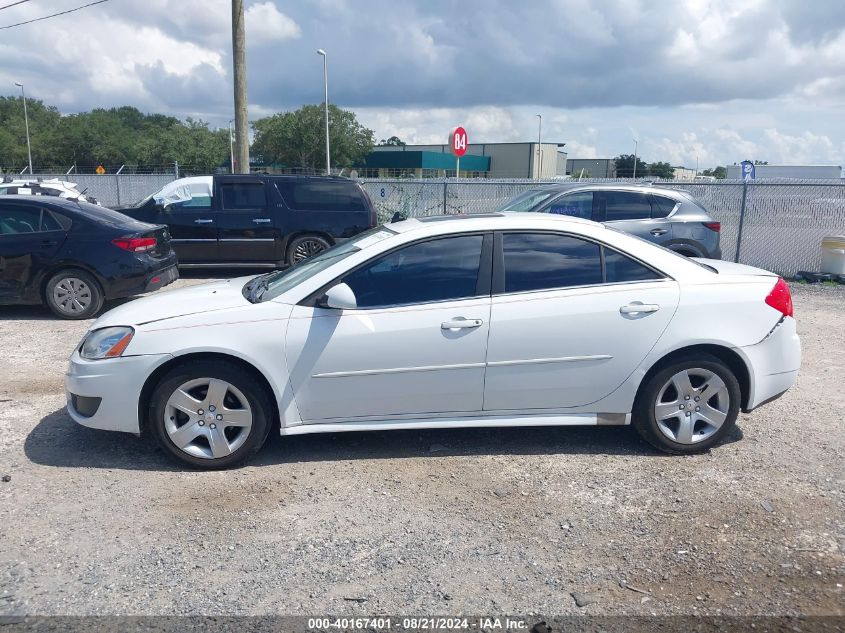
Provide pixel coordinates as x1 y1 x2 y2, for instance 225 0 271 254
0 98 376 174
612 154 727 180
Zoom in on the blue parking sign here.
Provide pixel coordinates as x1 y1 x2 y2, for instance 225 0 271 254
741 160 756 181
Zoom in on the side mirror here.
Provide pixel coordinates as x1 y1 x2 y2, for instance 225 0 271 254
317 283 357 310
390 211 407 223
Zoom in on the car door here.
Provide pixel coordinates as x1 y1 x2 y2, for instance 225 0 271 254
483 231 679 411
594 190 674 246
160 195 218 262
215 178 278 262
0 203 66 301
285 233 493 421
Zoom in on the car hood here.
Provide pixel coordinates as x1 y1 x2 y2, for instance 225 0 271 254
92 277 255 328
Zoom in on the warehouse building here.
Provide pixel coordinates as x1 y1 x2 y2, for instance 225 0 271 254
565 158 616 178
361 142 567 179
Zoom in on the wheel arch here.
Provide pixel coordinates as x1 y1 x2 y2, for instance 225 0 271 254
138 351 281 436
635 344 751 411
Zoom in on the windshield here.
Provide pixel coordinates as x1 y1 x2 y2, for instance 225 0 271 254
253 226 396 302
497 189 555 212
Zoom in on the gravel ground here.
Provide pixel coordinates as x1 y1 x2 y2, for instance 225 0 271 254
0 279 843 617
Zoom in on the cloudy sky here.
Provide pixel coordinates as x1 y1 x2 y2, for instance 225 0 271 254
1 0 844 168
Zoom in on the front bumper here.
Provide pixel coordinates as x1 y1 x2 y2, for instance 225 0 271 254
740 316 801 411
65 350 172 434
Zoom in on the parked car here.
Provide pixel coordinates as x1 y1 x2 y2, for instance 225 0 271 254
0 178 100 205
498 183 722 258
0 195 178 319
65 212 799 469
114 175 377 268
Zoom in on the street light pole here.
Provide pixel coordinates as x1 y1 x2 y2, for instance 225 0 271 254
228 119 235 174
632 137 639 179
317 49 330 176
535 114 542 180
14 82 33 175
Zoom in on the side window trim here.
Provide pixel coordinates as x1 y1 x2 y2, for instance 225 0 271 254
300 231 494 309
491 230 671 296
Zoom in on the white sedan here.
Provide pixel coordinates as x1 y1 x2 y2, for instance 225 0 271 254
65 213 801 469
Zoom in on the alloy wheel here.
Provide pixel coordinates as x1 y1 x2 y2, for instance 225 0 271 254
292 238 326 263
653 368 730 444
52 277 92 315
164 378 253 459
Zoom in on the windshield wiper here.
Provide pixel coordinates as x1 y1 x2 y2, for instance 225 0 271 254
245 274 273 303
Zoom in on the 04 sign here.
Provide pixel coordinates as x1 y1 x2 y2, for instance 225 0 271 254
450 126 468 157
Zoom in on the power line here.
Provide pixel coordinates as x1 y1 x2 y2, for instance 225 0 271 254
0 0 34 11
0 0 109 29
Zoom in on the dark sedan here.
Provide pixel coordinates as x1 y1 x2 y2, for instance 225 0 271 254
0 196 178 319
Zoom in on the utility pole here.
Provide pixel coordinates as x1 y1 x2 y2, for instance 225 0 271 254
232 0 250 174
317 49 330 175
228 119 235 173
14 83 33 175
535 114 542 180
632 137 639 179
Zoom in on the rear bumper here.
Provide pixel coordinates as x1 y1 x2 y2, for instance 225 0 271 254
65 350 173 434
741 316 801 411
105 253 179 300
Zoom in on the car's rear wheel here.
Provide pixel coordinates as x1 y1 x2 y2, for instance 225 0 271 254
43 269 104 319
633 354 740 454
148 360 273 469
287 235 331 265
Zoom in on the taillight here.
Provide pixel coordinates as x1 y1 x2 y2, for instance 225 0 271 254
703 222 721 233
765 277 794 318
112 237 157 253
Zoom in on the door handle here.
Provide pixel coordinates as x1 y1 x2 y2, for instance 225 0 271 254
650 229 668 236
620 303 660 315
252 218 271 224
194 218 214 224
441 318 483 330
40 240 57 247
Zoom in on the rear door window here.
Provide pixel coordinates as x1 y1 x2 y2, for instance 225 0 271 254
277 181 365 212
603 248 662 283
502 232 602 293
599 191 653 221
219 182 267 210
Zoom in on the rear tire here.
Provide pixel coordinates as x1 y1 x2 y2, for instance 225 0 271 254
632 354 740 454
287 235 331 266
43 269 104 319
148 360 273 469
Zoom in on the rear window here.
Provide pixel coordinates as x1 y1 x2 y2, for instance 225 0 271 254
277 181 366 212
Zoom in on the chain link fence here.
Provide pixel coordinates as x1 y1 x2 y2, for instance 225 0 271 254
1 173 177 208
4 173 841 276
361 178 845 276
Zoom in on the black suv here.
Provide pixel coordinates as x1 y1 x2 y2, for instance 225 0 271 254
116 175 377 267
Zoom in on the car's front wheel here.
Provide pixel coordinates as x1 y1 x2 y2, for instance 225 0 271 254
148 360 273 469
633 354 740 454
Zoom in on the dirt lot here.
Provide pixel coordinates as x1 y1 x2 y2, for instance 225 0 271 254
0 279 843 617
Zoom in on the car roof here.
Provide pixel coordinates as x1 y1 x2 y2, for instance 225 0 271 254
530 182 686 198
389 212 601 234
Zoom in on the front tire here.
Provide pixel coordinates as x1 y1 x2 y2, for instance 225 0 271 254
43 269 104 319
632 354 740 454
148 361 273 469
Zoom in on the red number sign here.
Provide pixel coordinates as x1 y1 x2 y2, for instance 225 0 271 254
450 126 468 157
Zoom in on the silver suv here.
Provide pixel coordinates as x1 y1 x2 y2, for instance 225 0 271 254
499 183 722 259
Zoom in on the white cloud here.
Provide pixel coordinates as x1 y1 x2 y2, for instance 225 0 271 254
245 2 301 45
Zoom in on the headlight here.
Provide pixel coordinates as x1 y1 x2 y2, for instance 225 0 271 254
80 327 135 360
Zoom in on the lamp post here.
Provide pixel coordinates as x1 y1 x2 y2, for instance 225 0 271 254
632 136 639 179
535 114 542 180
14 82 33 175
228 119 235 173
317 49 330 175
